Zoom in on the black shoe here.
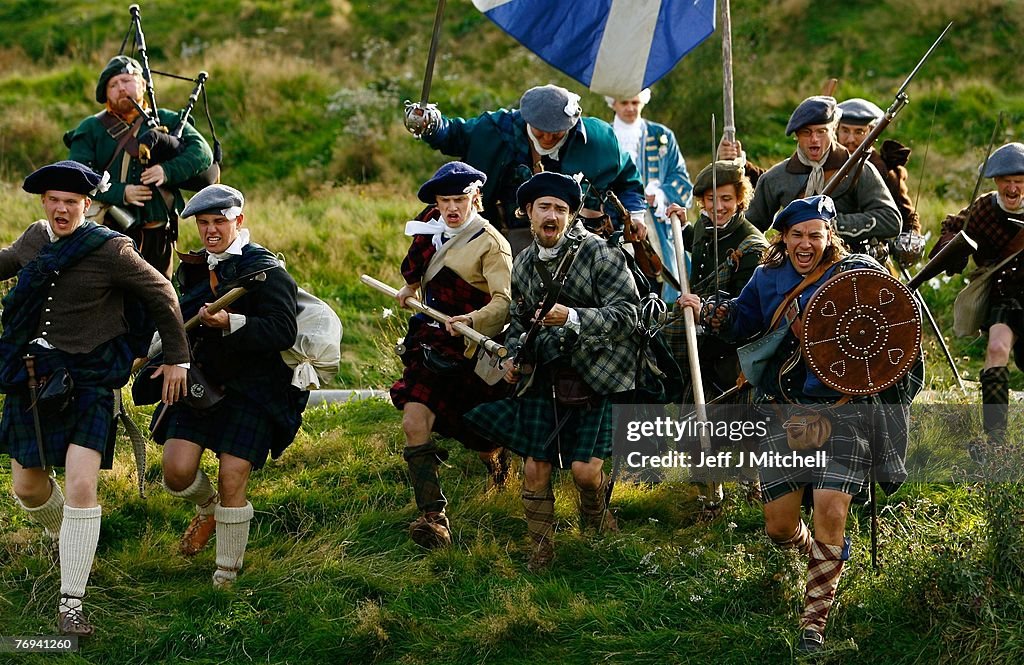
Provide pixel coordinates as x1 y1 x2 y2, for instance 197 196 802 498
797 628 824 655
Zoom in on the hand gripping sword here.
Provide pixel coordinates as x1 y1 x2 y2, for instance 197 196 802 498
403 0 446 137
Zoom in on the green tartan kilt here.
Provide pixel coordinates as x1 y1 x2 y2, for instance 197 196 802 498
464 391 614 469
0 387 116 469
152 389 280 470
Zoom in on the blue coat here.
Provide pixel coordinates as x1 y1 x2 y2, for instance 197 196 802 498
722 254 883 400
634 120 691 301
425 109 646 229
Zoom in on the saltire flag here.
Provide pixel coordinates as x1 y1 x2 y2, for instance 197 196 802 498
472 0 716 98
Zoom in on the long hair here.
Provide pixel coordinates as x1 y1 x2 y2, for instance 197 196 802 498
761 224 848 268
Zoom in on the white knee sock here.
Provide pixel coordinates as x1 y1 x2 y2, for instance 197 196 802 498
18 477 65 541
213 502 253 586
59 505 102 602
164 469 218 515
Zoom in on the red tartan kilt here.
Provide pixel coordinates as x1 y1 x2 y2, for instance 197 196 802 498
390 350 511 452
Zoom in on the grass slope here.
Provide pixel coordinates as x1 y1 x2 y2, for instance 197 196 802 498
2 398 1024 663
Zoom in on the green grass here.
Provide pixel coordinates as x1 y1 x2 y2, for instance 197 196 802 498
3 398 1024 663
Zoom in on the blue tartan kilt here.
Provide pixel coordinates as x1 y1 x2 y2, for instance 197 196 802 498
464 391 614 469
756 404 872 503
0 387 116 469
152 389 281 470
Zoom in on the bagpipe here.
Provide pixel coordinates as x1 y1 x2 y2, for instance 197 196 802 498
119 4 222 192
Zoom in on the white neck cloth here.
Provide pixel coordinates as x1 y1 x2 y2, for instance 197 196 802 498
796 145 832 196
208 228 250 269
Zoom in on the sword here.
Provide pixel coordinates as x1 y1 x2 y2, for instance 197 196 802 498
711 115 720 298
403 0 446 136
720 0 735 145
23 354 48 469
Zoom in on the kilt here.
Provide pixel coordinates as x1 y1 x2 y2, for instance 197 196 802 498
464 390 614 469
986 296 1024 370
0 386 116 469
390 349 509 453
153 389 281 470
755 404 872 503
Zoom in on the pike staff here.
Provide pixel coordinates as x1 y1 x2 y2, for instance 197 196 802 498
669 211 711 458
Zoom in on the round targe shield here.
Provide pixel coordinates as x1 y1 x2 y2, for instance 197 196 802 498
802 269 922 395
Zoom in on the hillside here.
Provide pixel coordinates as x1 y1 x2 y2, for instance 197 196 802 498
1 0 1023 388
2 3 1024 663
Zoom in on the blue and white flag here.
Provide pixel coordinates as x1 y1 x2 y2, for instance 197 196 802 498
472 0 716 98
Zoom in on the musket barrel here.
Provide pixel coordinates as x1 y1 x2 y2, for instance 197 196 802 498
360 274 508 358
905 230 977 292
822 23 951 196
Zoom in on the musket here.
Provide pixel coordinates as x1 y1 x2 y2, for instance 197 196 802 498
403 0 446 136
905 230 978 292
822 22 953 197
130 277 264 374
899 263 967 392
23 355 48 469
360 274 507 358
129 5 159 121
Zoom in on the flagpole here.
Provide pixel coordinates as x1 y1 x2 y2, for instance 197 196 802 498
721 0 735 145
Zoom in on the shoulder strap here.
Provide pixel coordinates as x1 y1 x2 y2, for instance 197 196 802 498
731 258 838 393
96 111 144 173
766 258 838 331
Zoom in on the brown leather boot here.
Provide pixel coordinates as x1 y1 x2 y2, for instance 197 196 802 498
409 511 452 549
180 493 219 556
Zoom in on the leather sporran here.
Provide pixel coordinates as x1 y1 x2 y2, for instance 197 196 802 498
551 366 597 407
182 365 226 411
783 413 832 451
421 344 464 375
37 367 75 416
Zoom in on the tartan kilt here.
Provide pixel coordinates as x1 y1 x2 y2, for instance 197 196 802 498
986 296 1024 370
0 387 116 469
463 391 614 469
152 389 281 470
390 350 509 453
755 403 872 503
